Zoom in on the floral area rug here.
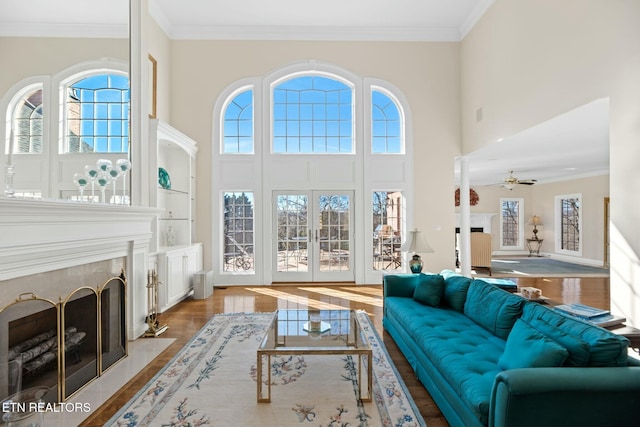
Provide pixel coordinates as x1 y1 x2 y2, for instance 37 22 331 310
106 311 425 427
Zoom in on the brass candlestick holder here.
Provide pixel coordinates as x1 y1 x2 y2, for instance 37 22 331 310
144 269 168 337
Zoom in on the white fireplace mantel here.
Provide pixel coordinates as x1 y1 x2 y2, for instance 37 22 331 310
0 197 160 338
454 212 498 234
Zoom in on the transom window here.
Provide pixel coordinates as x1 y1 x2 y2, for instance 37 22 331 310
272 75 353 153
11 85 43 154
223 88 253 153
64 73 130 153
372 89 402 153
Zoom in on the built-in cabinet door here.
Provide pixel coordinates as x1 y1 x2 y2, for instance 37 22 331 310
166 254 185 308
158 243 203 312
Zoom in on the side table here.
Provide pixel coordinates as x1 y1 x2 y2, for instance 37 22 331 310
607 324 640 354
526 238 543 257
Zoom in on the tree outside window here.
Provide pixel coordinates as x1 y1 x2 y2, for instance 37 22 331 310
500 198 524 249
556 194 581 254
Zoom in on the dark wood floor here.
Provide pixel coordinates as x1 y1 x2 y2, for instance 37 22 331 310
80 276 610 427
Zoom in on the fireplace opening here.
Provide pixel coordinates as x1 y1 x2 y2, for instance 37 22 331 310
1 273 127 402
2 298 59 403
62 288 98 399
99 276 127 373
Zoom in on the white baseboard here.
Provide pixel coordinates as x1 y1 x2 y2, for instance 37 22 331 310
492 251 606 268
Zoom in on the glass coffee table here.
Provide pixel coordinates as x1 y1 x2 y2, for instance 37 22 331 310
257 309 372 403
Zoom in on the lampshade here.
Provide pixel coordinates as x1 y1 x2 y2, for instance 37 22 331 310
528 215 543 226
401 228 434 254
503 182 515 190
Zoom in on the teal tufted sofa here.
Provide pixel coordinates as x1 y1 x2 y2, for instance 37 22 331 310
383 272 640 427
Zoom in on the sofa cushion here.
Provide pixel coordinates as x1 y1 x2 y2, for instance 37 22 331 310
499 319 569 370
464 280 525 339
404 302 504 425
528 317 590 367
442 276 472 312
521 302 629 367
413 274 445 307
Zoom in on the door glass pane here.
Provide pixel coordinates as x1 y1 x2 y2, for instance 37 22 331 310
318 194 350 272
372 191 403 270
223 192 255 272
276 194 308 272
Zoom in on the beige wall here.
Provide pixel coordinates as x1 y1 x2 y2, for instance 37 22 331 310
166 40 461 274
462 0 640 325
146 14 172 122
463 175 609 264
0 37 128 96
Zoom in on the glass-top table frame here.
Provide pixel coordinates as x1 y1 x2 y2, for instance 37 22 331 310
257 309 372 403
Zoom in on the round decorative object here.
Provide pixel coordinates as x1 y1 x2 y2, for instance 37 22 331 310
158 167 171 190
455 188 479 207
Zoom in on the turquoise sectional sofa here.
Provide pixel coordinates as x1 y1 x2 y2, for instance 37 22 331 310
383 272 640 427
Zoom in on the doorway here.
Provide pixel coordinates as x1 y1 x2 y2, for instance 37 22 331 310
273 191 354 282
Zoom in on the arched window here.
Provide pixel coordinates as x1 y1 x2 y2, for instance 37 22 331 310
371 89 402 154
222 88 253 153
272 75 353 153
64 73 129 153
212 63 413 284
9 84 43 154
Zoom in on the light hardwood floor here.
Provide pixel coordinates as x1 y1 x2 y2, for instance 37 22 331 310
80 277 610 427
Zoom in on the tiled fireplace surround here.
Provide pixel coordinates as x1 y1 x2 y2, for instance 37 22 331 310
0 198 157 402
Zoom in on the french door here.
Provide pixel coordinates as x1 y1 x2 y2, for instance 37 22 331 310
273 191 354 282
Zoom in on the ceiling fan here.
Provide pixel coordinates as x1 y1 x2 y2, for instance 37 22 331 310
502 171 537 190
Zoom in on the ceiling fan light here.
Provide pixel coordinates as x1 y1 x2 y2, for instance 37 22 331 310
503 183 515 190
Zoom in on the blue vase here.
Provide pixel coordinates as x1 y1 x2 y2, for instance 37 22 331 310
409 254 423 273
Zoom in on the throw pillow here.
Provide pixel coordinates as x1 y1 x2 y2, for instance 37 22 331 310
464 280 524 339
529 318 590 367
413 274 445 307
442 276 472 312
499 319 569 370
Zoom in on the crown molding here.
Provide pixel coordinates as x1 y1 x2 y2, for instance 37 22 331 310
148 1 494 42
459 0 496 39
166 24 462 42
0 22 128 39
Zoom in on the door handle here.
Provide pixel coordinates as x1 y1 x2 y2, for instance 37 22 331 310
315 229 319 242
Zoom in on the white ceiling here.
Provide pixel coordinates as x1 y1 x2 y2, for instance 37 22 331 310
149 0 494 41
0 0 129 38
0 0 610 187
0 0 494 41
460 98 610 187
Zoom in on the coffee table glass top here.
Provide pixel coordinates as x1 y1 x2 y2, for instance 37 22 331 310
259 309 369 351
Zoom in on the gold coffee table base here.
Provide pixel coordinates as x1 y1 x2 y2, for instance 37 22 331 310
257 309 372 403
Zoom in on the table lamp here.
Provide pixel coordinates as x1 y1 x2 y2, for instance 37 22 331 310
401 228 434 273
528 215 543 240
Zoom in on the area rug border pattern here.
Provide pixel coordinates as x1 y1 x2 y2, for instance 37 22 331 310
105 310 426 427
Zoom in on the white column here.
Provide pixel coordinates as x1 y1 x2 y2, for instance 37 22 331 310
459 157 472 276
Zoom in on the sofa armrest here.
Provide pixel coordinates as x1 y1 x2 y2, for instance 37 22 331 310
383 273 420 299
490 367 640 427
